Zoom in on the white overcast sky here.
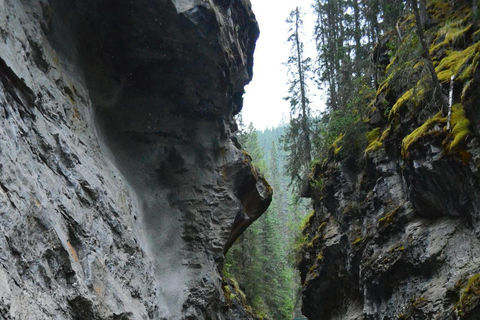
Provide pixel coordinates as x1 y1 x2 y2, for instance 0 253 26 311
242 0 325 130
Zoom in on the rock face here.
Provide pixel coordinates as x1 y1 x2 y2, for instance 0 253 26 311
299 2 480 320
0 0 270 319
301 142 480 319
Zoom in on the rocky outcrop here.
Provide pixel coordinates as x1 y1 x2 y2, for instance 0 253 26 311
0 0 270 319
300 2 480 319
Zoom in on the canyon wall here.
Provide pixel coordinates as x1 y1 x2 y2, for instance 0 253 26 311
299 1 480 319
0 0 270 319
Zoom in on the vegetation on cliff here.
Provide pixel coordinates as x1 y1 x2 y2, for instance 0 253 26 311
292 0 480 318
300 0 479 217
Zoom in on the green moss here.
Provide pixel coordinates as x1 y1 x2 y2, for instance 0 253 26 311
352 237 364 246
467 50 480 80
428 4 478 83
294 235 308 253
377 73 395 97
460 50 480 101
363 126 389 153
366 128 381 142
414 60 425 69
430 21 472 54
444 104 472 154
385 56 397 74
316 253 323 261
389 245 406 253
241 150 252 160
380 126 392 141
300 210 316 230
307 234 320 248
455 274 480 317
393 245 405 252
475 28 480 38
64 84 76 104
310 178 324 192
222 277 259 316
461 80 472 103
318 222 327 233
430 1 472 22
377 60 415 100
400 102 471 161
430 0 451 20
389 84 426 119
223 285 233 306
376 38 418 100
230 278 248 307
401 112 446 158
459 54 479 80
365 128 383 154
378 207 401 226
332 133 345 155
365 140 383 154
435 42 480 83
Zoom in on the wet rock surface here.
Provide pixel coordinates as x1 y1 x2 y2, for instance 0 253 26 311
0 0 269 319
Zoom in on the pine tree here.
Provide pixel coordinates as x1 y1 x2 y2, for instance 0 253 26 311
268 140 289 240
283 7 313 194
226 125 297 319
243 122 267 171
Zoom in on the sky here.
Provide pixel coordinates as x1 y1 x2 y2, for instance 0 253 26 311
242 0 325 130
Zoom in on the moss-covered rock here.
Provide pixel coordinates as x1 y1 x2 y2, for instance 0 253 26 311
301 1 480 320
402 112 446 158
443 103 472 156
455 274 480 317
435 42 480 82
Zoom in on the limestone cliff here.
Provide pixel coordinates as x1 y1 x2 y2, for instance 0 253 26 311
300 1 480 319
0 0 271 319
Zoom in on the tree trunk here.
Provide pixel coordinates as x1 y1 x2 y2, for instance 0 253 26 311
353 0 362 70
372 0 381 43
410 0 448 114
419 0 428 28
396 19 403 40
473 0 478 25
447 75 455 131
293 7 311 164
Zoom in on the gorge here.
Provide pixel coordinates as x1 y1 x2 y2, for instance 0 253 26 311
1 0 480 319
